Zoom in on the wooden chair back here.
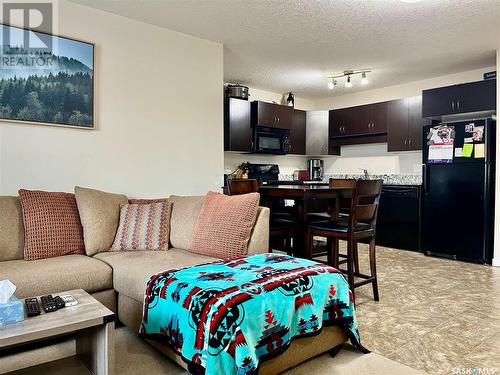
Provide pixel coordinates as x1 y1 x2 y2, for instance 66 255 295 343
329 179 356 215
227 179 261 195
349 179 383 229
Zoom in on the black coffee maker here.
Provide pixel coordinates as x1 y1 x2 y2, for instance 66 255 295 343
308 159 324 181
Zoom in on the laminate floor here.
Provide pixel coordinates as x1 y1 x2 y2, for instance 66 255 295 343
342 243 500 375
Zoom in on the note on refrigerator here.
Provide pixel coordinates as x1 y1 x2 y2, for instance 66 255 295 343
455 148 463 157
474 143 485 158
462 143 474 157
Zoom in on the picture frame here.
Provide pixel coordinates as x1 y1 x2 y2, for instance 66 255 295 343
0 23 95 129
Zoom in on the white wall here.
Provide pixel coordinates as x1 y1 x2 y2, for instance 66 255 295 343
494 50 500 267
0 1 224 197
314 66 495 110
247 86 316 111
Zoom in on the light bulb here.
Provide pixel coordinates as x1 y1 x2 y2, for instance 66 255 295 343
345 75 352 88
327 78 337 90
361 72 368 85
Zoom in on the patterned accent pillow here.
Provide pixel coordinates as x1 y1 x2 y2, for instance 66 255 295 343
110 201 170 251
128 198 168 204
190 192 260 258
18 189 85 261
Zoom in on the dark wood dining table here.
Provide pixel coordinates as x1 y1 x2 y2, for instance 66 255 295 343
258 184 353 257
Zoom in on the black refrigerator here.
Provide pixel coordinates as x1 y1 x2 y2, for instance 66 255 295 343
421 118 495 264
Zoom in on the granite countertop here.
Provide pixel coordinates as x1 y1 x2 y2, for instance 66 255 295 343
278 174 422 186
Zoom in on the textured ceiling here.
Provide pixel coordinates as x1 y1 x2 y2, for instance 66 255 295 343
71 0 500 99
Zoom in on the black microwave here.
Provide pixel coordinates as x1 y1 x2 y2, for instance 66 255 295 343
253 126 290 155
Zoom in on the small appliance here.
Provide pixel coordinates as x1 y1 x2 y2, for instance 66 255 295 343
224 84 249 100
308 159 324 181
253 126 290 155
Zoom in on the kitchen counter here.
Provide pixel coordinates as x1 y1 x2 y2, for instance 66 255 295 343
278 174 422 186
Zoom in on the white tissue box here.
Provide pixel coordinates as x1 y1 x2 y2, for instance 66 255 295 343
0 296 24 326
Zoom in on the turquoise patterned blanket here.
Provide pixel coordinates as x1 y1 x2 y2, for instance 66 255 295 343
140 253 366 374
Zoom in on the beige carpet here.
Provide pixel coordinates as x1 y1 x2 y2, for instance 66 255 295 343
8 327 426 375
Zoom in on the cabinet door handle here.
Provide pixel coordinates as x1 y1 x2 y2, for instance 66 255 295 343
451 101 455 111
457 100 460 110
404 139 408 148
408 139 412 148
277 116 280 123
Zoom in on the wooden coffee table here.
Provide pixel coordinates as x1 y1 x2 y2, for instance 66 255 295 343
0 289 115 375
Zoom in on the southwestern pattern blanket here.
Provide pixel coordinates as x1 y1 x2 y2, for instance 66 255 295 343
140 253 366 374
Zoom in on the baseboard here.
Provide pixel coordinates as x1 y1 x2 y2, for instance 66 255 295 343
492 258 500 267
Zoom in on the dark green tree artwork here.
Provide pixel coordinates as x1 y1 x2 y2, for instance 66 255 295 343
0 24 94 128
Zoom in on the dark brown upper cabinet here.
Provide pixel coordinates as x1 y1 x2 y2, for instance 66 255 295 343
329 101 388 139
224 98 252 152
290 109 306 155
422 79 496 119
388 96 430 152
251 101 293 129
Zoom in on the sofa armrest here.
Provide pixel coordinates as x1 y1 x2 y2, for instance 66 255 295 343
247 207 270 255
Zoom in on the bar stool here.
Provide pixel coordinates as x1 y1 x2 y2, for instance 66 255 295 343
227 179 298 254
227 178 261 195
305 179 383 302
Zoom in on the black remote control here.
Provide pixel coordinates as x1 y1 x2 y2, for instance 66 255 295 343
54 296 65 309
41 295 57 313
25 298 41 317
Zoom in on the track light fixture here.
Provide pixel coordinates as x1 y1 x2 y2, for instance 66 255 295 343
361 72 368 85
327 77 337 90
345 75 352 88
326 69 371 89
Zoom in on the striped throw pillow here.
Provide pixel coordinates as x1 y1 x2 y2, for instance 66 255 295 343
110 201 170 251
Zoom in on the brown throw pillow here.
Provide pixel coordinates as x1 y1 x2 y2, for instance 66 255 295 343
74 186 128 256
190 191 260 259
18 189 85 261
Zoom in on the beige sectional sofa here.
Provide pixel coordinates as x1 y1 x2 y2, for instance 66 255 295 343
0 195 269 311
0 194 348 374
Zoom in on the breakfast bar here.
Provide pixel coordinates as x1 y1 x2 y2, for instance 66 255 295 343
259 184 353 257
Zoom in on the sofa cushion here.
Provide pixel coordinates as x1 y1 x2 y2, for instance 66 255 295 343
110 202 170 251
0 196 24 261
0 254 113 298
168 195 205 249
19 189 85 261
75 186 128 256
94 248 218 302
190 192 260 258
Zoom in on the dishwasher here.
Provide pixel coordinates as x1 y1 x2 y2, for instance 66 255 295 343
375 185 421 252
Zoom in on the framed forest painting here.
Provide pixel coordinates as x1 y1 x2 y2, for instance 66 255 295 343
0 23 94 129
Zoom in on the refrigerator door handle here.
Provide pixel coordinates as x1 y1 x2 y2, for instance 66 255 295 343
423 164 428 195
